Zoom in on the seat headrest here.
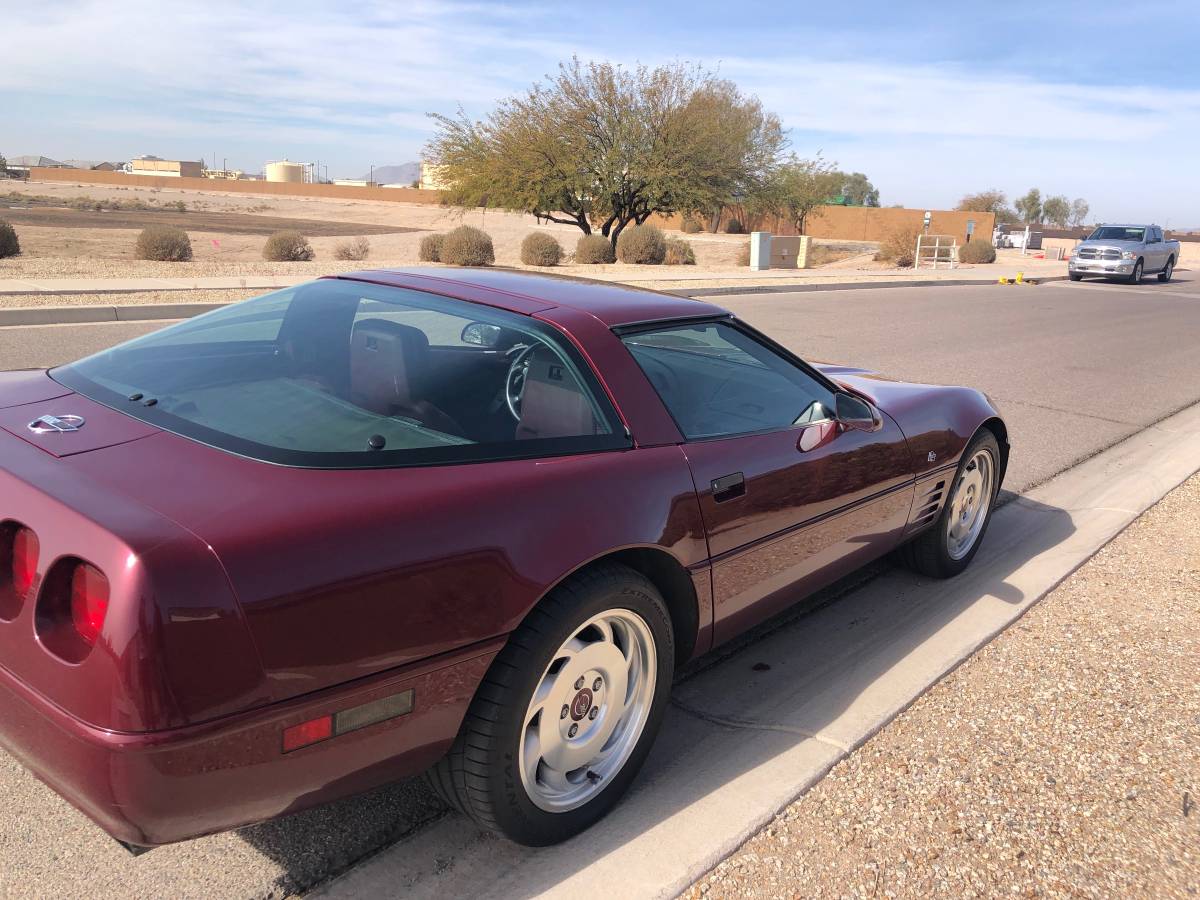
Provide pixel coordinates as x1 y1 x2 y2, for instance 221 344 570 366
516 345 603 440
349 318 431 415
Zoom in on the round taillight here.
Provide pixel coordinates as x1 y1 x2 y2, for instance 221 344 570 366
70 563 109 647
12 527 39 598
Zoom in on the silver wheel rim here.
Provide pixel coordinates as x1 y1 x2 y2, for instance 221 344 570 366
518 608 657 812
946 448 994 560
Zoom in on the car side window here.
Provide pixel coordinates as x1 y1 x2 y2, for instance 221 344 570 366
621 321 836 440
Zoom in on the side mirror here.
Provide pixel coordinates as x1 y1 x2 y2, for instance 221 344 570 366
835 392 881 433
461 322 503 347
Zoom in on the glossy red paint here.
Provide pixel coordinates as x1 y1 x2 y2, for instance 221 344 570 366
0 269 1007 847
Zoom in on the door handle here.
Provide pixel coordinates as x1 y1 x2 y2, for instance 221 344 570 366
711 472 745 503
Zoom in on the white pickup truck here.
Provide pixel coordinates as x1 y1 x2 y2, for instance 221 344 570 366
1069 224 1179 284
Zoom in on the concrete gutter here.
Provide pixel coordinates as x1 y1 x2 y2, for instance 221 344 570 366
0 276 1068 327
314 399 1200 900
0 275 307 296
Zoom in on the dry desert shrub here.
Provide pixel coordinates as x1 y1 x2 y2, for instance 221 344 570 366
664 237 696 265
418 233 445 262
736 241 751 266
617 224 666 264
134 224 192 261
680 216 703 234
263 230 314 262
334 236 371 261
575 234 615 264
875 226 922 268
958 239 997 264
0 220 20 258
724 218 746 234
520 232 563 266
440 225 494 266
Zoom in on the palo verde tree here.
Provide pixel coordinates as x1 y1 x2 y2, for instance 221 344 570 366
748 154 842 234
1014 188 1044 224
425 59 786 248
956 189 1018 223
1042 195 1071 229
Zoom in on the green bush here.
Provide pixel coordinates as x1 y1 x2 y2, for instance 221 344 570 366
134 224 192 261
575 233 615 264
440 225 494 266
263 230 314 262
616 224 666 264
724 218 746 234
736 241 751 267
334 236 370 261
680 216 703 234
958 239 997 264
418 232 444 262
0 220 20 258
664 237 696 265
520 232 563 266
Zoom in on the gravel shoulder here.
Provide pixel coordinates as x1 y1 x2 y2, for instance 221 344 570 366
685 473 1200 900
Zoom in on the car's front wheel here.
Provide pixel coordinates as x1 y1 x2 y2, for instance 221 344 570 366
1127 258 1144 284
426 563 674 845
896 430 1000 578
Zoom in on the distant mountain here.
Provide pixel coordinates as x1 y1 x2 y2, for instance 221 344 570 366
358 162 420 185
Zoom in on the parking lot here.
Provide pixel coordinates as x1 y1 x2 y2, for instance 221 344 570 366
1 276 1199 898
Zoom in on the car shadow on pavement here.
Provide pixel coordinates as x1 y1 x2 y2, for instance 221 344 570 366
234 494 1076 898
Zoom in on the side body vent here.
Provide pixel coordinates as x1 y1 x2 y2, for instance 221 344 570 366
906 474 948 534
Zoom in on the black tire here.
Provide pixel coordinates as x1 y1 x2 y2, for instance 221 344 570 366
895 430 1001 579
1158 256 1174 282
425 562 674 846
1127 258 1144 284
1069 273 1084 281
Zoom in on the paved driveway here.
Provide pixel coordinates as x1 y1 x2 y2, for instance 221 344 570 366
1 276 1199 898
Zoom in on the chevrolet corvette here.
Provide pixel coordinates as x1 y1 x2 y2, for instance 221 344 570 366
0 268 1007 850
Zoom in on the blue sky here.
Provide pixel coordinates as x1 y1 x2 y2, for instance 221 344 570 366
5 0 1199 223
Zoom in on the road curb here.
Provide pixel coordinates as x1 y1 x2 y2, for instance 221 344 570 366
0 277 1071 326
0 303 225 327
681 274 1069 297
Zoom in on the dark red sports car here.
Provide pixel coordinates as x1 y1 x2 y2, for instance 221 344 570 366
0 269 1007 850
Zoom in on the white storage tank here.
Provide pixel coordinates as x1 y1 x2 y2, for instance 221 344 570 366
265 160 305 183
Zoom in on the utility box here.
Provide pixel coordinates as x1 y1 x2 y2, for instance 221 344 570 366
771 236 805 269
749 232 772 271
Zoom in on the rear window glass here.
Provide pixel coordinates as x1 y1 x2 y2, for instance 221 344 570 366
52 279 628 468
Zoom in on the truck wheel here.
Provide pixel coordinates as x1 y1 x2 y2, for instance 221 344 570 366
426 562 674 846
1158 257 1174 282
1127 259 1144 284
1069 273 1083 281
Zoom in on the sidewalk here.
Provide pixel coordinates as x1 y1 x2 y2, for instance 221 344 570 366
685 473 1200 900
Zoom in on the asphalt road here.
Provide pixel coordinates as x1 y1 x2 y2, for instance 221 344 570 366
1 275 1199 898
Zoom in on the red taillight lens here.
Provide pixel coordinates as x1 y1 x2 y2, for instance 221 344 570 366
12 527 38 597
70 563 109 647
282 715 334 753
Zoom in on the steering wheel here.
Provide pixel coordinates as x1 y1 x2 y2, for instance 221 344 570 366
505 343 538 420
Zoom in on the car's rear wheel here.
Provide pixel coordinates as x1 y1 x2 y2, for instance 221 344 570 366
1127 259 1144 284
896 430 1000 579
426 563 673 845
1158 257 1174 282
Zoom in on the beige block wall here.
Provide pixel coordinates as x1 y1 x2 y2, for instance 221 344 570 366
28 168 445 205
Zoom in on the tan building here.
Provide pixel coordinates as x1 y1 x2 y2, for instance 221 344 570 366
128 156 204 178
419 161 449 191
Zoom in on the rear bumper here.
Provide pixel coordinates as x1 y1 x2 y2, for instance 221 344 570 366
0 639 501 846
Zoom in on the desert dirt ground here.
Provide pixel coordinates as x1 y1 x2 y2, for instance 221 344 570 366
684 472 1200 900
0 179 1031 284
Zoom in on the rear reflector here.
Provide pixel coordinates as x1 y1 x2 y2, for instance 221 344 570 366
70 564 109 647
12 527 38 598
282 715 334 753
282 690 414 753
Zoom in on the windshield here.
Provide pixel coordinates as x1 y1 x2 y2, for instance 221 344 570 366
1087 226 1145 242
52 279 627 468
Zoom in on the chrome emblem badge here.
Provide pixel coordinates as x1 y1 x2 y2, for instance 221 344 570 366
27 414 86 434
927 451 938 463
